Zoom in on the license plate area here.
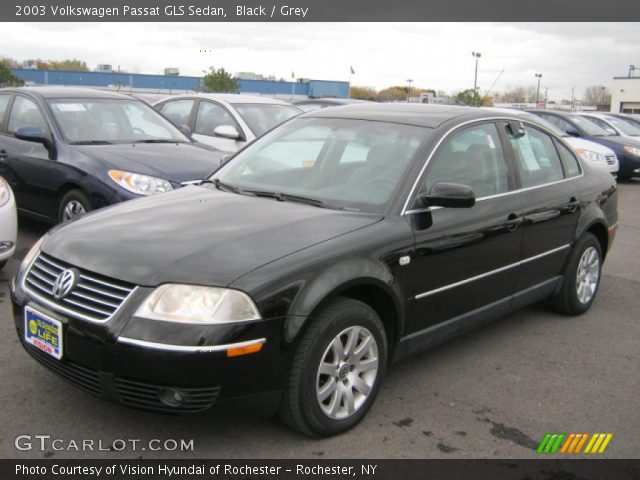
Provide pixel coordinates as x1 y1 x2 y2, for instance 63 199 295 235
24 306 63 360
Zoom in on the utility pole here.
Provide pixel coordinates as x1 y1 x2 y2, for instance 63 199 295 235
406 79 413 102
535 73 543 106
472 52 481 94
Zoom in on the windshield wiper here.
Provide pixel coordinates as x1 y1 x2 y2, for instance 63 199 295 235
244 190 342 210
198 177 244 194
69 140 113 145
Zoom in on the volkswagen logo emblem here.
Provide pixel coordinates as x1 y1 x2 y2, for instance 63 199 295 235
52 269 78 300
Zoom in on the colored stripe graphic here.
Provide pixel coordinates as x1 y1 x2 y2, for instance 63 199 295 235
538 433 613 454
537 433 565 453
585 433 613 453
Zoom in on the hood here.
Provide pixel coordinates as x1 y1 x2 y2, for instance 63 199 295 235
586 135 640 150
564 137 615 156
42 186 382 287
72 142 225 184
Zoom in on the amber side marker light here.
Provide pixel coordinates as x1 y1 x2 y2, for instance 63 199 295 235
227 340 265 358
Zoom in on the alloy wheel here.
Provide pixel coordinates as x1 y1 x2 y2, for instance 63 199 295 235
316 326 379 420
575 246 600 304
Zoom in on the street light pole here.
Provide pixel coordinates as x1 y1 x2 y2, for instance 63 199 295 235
472 52 481 93
406 79 413 102
535 73 543 106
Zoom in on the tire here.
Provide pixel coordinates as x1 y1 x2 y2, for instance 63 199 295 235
550 233 603 316
58 189 92 223
279 297 388 437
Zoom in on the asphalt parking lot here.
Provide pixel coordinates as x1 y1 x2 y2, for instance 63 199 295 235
1 181 638 460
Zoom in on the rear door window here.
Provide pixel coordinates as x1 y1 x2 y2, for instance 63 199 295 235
508 126 565 188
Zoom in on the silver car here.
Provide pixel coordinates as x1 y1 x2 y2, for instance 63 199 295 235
578 112 640 139
155 94 302 153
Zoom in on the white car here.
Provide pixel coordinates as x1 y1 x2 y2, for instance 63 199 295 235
154 94 302 153
578 112 640 140
483 108 619 176
0 176 17 270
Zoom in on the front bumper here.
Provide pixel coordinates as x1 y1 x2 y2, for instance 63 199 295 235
11 281 291 415
0 189 18 262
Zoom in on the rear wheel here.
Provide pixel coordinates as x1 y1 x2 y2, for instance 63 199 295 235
550 233 602 316
279 297 387 436
58 189 92 223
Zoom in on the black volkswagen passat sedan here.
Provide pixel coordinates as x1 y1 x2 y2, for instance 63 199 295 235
0 88 225 223
12 104 618 436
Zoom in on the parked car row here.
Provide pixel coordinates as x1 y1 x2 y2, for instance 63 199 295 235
10 102 618 436
528 110 640 179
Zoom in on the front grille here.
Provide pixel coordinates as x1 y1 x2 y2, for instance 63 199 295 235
24 252 136 322
606 155 617 165
20 336 102 396
114 377 221 414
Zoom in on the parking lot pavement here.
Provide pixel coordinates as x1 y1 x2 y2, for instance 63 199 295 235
1 181 639 460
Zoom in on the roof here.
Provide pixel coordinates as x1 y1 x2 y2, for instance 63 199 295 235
164 93 295 105
527 109 583 118
0 87 133 100
295 98 371 105
303 103 518 128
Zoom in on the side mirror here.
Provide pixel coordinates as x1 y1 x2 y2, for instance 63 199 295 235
15 126 48 145
565 128 581 137
605 127 618 136
214 125 241 140
415 182 476 209
177 124 193 138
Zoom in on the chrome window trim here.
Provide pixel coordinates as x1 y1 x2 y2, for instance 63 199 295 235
117 336 266 353
414 244 570 300
21 252 138 324
401 117 584 215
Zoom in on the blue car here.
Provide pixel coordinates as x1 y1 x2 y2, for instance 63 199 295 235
528 109 640 180
0 88 226 223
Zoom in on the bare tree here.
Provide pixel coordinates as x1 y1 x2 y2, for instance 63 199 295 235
584 85 611 107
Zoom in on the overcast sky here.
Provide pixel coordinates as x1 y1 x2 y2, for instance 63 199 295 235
1 22 638 100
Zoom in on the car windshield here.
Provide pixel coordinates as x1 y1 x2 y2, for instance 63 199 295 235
231 103 301 137
603 116 640 136
48 98 188 144
568 115 613 136
211 118 430 214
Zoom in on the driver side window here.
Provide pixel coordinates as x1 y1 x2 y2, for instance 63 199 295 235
195 101 240 136
418 123 509 199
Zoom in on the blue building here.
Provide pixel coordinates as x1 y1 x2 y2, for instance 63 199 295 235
10 68 349 99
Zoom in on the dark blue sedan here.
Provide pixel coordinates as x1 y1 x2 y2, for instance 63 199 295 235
0 88 225 223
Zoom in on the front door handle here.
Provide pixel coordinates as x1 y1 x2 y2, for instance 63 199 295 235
505 213 523 231
0 150 7 160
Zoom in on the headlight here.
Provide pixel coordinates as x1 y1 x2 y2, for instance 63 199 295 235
574 148 607 164
135 284 261 324
16 235 45 287
623 146 640 157
0 176 11 207
108 170 173 196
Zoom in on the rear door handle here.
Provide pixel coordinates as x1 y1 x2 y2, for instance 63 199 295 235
0 150 7 160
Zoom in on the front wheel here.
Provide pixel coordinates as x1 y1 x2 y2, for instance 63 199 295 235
58 189 92 223
279 297 387 437
550 233 602 316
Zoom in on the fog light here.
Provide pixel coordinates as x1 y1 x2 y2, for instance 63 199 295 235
158 388 186 407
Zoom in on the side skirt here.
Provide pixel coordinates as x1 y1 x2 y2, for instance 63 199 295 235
392 276 563 363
